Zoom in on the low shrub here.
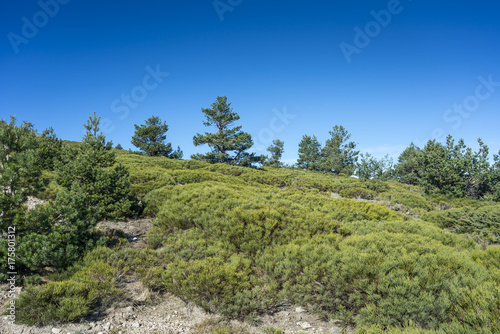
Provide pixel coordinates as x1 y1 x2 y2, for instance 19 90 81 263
260 232 499 331
340 187 376 200
13 262 119 325
128 168 176 197
422 206 500 243
389 193 433 211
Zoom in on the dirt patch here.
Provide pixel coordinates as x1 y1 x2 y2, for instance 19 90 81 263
95 218 153 249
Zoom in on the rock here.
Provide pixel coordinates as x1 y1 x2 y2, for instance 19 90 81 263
297 321 312 329
104 322 111 330
51 329 61 334
132 322 141 328
295 306 306 313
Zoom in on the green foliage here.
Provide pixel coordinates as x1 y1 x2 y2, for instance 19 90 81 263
297 134 322 170
135 182 403 318
394 143 422 186
490 151 500 201
320 125 359 176
264 139 284 168
36 127 63 170
16 187 105 271
11 132 500 330
13 261 119 325
389 192 434 211
192 96 263 167
395 137 494 200
191 318 250 334
131 115 182 158
340 186 376 200
0 116 42 230
356 153 394 180
37 170 62 200
422 205 500 243
55 112 138 220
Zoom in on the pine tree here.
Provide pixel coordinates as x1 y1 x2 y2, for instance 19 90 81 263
463 138 490 198
490 151 500 201
0 116 42 231
56 112 137 220
320 125 359 176
356 153 394 180
394 143 422 185
192 96 262 166
265 139 284 168
36 127 62 170
131 116 182 158
297 135 322 170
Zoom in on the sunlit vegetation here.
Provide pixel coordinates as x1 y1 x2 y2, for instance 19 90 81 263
2 113 500 332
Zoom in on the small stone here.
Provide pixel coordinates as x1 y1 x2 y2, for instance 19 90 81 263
295 306 306 313
51 329 61 334
132 322 141 328
298 321 312 329
104 322 111 330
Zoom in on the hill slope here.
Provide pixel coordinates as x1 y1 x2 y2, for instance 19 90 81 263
9 151 500 333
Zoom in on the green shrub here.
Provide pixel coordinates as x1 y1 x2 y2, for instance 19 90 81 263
422 206 500 243
340 187 376 200
14 281 94 325
362 180 391 193
22 150 497 331
13 262 119 325
356 324 441 333
389 192 433 211
191 318 250 334
259 231 499 330
128 168 176 196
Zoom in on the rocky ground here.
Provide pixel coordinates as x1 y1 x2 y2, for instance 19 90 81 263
0 202 349 334
0 290 348 334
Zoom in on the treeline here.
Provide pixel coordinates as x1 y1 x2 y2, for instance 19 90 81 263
127 95 500 202
296 131 500 201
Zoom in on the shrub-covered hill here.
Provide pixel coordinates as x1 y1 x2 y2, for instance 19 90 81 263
12 151 500 333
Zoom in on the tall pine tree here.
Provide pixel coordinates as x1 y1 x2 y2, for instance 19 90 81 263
265 139 284 168
320 125 359 176
297 134 322 170
0 116 42 231
131 115 182 158
192 96 263 167
56 112 137 220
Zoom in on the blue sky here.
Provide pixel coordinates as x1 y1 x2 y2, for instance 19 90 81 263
2 0 500 164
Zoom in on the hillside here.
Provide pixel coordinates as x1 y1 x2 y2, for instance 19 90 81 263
3 149 499 333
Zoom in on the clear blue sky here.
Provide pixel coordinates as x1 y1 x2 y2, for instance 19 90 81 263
2 0 500 164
